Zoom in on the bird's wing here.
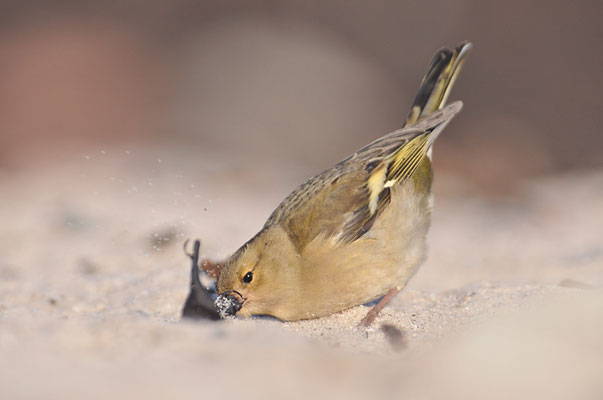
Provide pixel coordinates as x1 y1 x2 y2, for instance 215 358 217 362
266 41 471 250
266 102 462 251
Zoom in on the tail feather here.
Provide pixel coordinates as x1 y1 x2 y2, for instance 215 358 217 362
405 41 471 126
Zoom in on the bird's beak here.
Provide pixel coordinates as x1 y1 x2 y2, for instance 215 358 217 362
214 290 245 318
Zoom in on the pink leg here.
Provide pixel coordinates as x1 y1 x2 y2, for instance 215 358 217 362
358 287 402 328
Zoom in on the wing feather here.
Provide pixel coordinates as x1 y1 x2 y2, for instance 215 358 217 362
263 40 471 249
266 103 462 250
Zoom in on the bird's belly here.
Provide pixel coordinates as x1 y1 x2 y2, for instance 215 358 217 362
367 184 433 287
298 183 433 319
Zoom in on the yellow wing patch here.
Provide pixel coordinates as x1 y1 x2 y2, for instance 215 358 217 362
366 163 387 215
386 134 430 184
364 133 429 209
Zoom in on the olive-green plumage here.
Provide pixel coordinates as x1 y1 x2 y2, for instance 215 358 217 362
215 42 471 322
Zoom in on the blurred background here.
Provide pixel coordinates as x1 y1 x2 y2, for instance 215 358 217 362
0 0 601 195
1 3 603 399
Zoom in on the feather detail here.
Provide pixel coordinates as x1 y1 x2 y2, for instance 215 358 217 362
265 103 462 249
343 103 461 244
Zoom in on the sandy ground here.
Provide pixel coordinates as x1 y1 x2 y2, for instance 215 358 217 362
1 147 602 399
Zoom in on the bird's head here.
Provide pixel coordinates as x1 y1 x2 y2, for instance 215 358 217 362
215 225 302 320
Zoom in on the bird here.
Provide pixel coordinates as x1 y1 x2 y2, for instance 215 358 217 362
214 42 471 326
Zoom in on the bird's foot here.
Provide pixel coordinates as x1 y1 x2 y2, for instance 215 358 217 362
357 286 402 328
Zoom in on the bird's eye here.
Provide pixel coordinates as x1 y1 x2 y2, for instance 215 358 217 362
242 271 253 284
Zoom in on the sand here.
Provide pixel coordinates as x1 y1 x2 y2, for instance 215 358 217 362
1 147 602 399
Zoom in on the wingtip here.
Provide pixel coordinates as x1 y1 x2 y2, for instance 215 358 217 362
432 101 463 121
447 100 463 114
410 101 463 132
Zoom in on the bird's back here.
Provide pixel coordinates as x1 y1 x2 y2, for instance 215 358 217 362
265 102 461 252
